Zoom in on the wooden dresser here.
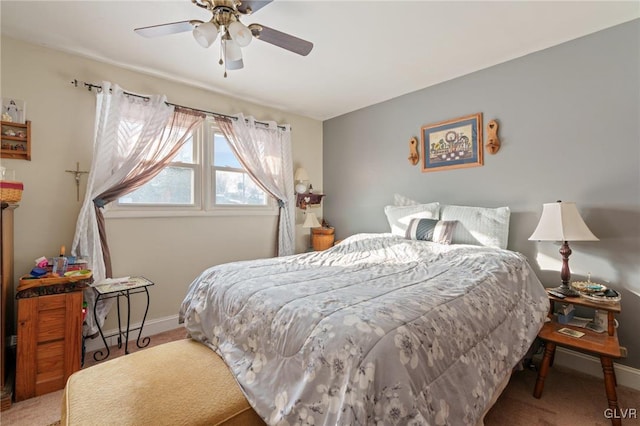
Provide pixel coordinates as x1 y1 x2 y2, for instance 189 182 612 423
1 203 17 411
15 288 84 401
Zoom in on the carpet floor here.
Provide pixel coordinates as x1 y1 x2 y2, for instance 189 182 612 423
486 365 640 425
1 327 638 425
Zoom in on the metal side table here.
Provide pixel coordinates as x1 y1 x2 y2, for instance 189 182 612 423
92 276 154 361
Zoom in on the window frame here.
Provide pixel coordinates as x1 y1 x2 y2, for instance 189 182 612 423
105 118 277 218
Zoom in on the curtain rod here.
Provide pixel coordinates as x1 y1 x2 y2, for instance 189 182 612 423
70 79 287 130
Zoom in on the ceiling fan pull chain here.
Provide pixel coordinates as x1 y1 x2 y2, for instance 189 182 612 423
223 38 228 78
218 35 224 66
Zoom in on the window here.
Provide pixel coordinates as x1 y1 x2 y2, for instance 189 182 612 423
113 118 272 216
118 136 197 206
212 133 267 206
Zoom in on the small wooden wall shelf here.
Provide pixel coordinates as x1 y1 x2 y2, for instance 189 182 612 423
296 192 325 209
1 121 31 161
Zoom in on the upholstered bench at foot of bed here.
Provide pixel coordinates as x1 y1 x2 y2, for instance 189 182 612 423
61 338 266 426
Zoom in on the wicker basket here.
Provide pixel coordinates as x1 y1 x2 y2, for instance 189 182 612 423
0 180 23 203
312 227 335 251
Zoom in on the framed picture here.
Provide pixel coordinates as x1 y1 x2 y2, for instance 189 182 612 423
421 112 483 172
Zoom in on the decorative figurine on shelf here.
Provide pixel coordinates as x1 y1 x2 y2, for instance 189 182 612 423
308 184 313 194
6 100 20 123
1 112 12 122
299 196 311 210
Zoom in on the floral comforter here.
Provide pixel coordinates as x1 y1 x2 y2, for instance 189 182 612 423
179 233 549 425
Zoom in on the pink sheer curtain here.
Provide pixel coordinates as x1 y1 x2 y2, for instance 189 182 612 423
72 83 205 337
93 107 204 277
216 115 295 256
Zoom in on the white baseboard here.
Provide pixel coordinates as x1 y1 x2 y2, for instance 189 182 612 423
84 314 181 353
84 316 640 393
553 347 640 391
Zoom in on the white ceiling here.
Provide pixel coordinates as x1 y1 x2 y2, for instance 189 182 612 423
1 1 638 121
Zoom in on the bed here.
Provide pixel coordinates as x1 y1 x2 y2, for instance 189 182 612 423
179 226 550 425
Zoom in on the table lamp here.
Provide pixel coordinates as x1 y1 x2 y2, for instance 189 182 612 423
529 200 599 296
294 168 309 194
302 211 321 250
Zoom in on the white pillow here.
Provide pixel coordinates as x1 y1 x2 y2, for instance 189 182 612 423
393 193 420 206
440 204 511 249
384 203 440 236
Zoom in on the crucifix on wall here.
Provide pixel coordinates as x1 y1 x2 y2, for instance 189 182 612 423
65 161 89 201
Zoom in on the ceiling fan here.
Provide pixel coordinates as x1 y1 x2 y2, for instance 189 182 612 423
134 0 313 77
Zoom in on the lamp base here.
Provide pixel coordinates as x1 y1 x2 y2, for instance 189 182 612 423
552 284 580 297
295 182 307 194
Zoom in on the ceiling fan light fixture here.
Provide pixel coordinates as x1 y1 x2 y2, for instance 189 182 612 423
224 39 243 62
228 20 252 47
226 58 244 70
134 0 314 78
193 21 218 48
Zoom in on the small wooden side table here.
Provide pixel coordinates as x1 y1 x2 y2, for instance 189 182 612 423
91 276 154 361
533 290 622 426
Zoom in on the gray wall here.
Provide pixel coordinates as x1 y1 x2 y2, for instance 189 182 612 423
323 20 640 369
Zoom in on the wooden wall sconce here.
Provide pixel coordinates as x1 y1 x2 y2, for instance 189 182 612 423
408 137 419 165
486 119 500 154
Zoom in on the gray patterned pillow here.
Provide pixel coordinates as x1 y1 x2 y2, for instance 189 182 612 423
405 218 457 244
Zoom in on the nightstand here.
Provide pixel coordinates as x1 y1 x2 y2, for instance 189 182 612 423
15 282 89 401
533 289 623 426
311 227 335 251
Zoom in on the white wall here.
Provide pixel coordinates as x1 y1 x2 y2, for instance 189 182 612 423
1 37 323 331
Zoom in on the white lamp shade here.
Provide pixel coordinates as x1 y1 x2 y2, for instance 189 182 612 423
228 21 253 47
193 22 218 48
529 201 599 241
302 212 321 228
224 39 243 62
226 58 244 70
294 168 309 181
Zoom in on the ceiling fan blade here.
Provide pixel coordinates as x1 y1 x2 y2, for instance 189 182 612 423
236 0 273 15
249 24 313 56
134 20 203 38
